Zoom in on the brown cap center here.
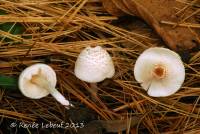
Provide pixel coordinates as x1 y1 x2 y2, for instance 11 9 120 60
152 65 166 79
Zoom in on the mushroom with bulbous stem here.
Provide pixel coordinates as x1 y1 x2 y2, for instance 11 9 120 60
18 63 73 109
74 46 115 105
134 47 185 97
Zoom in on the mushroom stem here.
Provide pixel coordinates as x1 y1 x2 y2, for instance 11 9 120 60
31 74 72 108
89 83 99 96
89 83 109 110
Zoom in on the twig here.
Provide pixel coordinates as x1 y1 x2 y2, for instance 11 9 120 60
160 20 200 28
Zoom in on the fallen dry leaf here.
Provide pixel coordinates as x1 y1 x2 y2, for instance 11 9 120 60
102 0 200 52
78 116 141 134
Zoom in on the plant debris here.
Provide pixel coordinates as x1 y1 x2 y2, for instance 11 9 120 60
0 0 199 133
78 116 140 134
102 0 200 52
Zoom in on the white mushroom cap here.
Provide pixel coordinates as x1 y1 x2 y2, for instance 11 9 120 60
19 63 55 99
19 63 71 107
74 46 115 83
134 47 185 97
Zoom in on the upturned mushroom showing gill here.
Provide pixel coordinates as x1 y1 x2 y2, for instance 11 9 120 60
30 69 71 108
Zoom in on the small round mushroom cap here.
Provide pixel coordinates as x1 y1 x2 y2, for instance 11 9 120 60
74 46 115 83
134 47 185 97
19 63 56 99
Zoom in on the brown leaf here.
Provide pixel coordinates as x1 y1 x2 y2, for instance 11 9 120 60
112 0 135 16
102 0 199 51
78 116 141 134
102 0 126 17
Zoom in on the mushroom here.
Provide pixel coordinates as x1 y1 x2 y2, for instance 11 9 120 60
74 46 115 99
18 63 72 108
134 47 185 97
74 46 115 83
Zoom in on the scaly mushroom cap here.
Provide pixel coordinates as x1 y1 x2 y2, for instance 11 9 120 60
74 46 115 83
134 47 185 97
19 63 57 99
